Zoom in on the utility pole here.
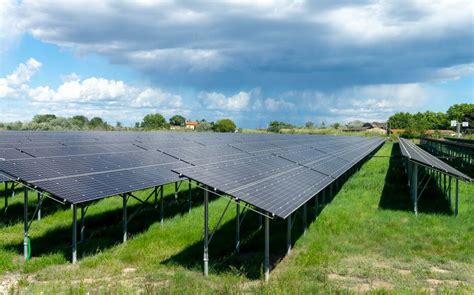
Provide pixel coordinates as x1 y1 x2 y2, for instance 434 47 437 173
451 120 469 138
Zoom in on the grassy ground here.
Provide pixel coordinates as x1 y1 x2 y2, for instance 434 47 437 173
0 142 472 293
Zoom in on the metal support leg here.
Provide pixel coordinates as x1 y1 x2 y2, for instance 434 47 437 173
80 206 85 242
203 188 209 276
303 203 307 235
287 214 291 255
314 194 318 215
4 181 8 214
154 186 158 209
188 180 192 213
72 204 77 264
160 185 164 225
236 200 240 253
322 188 326 205
448 176 452 203
411 163 418 215
175 182 178 200
330 183 333 200
37 192 41 221
23 187 29 261
455 178 459 217
123 194 127 243
264 215 270 282
259 210 263 230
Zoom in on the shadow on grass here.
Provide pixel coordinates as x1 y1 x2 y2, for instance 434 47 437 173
162 202 317 280
378 143 453 215
1 186 212 261
0 195 66 227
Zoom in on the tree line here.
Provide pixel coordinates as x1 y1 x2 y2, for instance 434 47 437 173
0 113 238 132
387 103 473 135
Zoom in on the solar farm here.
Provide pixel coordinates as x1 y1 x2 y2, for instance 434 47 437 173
0 131 472 293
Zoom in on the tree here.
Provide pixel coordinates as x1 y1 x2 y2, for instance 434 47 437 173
71 115 89 128
134 122 140 129
320 121 326 129
141 113 167 130
169 115 186 126
387 112 412 129
89 117 105 128
267 121 294 133
195 120 213 132
305 121 314 129
33 114 56 124
331 122 341 129
213 119 236 132
447 103 474 128
116 121 122 128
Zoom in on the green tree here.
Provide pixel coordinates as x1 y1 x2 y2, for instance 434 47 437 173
305 121 314 129
331 122 341 129
33 114 57 124
71 115 89 128
447 103 474 128
169 115 186 126
141 113 167 130
195 120 213 132
387 112 412 129
89 117 105 128
213 119 236 132
267 121 294 133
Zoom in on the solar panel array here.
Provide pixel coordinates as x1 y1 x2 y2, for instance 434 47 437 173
398 137 471 181
0 131 384 218
176 136 384 218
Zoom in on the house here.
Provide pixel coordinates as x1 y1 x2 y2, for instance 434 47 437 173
363 122 387 130
185 121 199 130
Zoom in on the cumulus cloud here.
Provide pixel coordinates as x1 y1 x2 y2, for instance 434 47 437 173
0 59 185 123
7 0 472 90
199 91 252 111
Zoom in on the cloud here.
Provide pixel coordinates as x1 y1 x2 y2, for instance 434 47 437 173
8 0 472 90
199 91 252 111
0 59 186 123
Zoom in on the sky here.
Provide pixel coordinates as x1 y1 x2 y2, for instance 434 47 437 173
0 0 473 128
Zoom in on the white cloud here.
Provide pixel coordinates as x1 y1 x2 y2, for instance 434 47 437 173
264 97 295 111
0 59 186 123
199 91 251 111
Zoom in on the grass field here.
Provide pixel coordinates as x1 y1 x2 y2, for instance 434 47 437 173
0 142 473 293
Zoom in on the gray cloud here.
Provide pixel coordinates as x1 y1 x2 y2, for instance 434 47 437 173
11 0 473 92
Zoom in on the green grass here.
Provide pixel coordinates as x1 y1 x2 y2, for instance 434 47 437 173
0 142 472 293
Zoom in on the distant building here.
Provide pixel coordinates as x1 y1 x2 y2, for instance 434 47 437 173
185 121 199 130
363 122 387 130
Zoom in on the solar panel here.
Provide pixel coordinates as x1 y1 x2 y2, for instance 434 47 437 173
175 136 384 218
399 137 471 181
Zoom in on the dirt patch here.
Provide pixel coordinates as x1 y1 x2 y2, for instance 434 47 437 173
328 273 393 292
123 268 137 274
397 269 411 275
430 266 450 274
426 279 461 286
0 273 20 294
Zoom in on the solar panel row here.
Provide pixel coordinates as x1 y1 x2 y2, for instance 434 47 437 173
0 132 385 218
398 137 471 181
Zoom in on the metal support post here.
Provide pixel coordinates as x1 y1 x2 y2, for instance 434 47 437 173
175 182 178 200
264 215 270 282
287 214 291 255
455 178 459 216
236 200 240 253
72 204 77 264
411 163 418 215
80 206 85 242
160 185 164 225
4 181 8 214
188 179 193 213
314 193 319 215
259 210 263 230
153 186 158 209
448 176 452 203
322 188 326 205
37 192 41 221
203 187 209 276
303 203 307 235
123 194 127 243
23 187 29 260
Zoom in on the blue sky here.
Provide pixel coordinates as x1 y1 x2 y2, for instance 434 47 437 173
0 0 472 128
